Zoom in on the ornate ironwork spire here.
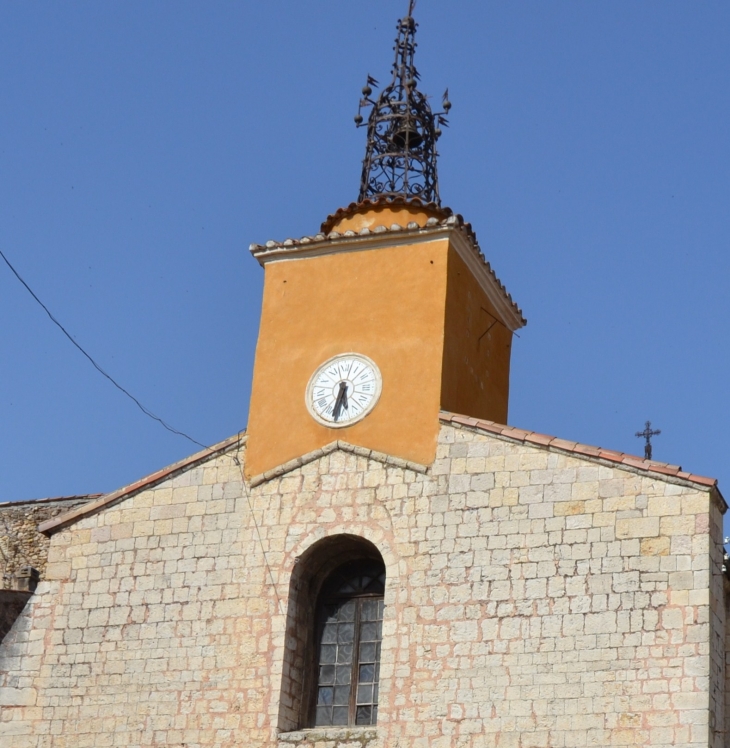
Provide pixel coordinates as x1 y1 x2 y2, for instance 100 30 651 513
355 0 450 205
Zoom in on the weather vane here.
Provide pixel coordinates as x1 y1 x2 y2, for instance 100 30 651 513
635 420 661 460
354 0 451 204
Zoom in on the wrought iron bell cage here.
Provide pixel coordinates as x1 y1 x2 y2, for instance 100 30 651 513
355 2 451 205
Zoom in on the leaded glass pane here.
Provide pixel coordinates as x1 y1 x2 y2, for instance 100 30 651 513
360 622 379 641
321 624 337 644
332 706 349 725
320 644 336 664
351 592 383 726
359 642 377 662
338 623 355 643
339 600 356 621
335 667 351 685
314 560 385 727
333 685 350 705
336 644 353 664
362 599 379 621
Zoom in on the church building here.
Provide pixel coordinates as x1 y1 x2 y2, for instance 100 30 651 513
1 7 728 748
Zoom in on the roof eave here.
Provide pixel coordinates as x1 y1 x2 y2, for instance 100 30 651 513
250 219 526 331
39 433 245 536
440 411 725 508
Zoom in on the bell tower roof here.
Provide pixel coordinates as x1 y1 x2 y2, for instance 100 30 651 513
355 1 450 205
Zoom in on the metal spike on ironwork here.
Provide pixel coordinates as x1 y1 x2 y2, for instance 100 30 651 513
355 1 450 204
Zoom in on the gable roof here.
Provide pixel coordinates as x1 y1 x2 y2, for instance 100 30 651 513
39 412 724 536
39 434 244 536
440 411 724 503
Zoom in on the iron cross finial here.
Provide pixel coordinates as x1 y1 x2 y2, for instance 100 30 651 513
635 420 661 461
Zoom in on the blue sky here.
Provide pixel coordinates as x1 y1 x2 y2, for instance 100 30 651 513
1 2 728 522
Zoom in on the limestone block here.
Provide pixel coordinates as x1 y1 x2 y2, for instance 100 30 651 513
0 687 37 706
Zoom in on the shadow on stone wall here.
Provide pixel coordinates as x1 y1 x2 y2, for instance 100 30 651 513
0 495 98 589
0 589 32 643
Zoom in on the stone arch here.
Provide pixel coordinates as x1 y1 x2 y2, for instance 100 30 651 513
276 534 386 732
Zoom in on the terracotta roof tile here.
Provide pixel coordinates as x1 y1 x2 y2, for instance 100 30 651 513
597 448 625 460
0 494 101 508
644 464 680 477
439 410 720 492
549 438 578 452
687 474 717 488
579 446 603 457
320 196 451 234
250 205 526 328
451 414 480 428
39 434 244 536
501 426 530 440
621 456 649 469
524 433 555 447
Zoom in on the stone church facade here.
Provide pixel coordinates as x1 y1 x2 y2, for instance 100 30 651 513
1 7 728 748
1 414 726 747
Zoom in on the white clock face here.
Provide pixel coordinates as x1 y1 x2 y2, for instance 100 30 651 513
306 354 382 428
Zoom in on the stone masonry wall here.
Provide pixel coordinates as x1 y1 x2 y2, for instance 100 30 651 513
0 424 723 748
724 576 730 745
708 495 726 746
0 497 95 589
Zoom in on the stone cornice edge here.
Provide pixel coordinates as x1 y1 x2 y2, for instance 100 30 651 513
248 440 429 487
39 434 246 536
440 411 726 510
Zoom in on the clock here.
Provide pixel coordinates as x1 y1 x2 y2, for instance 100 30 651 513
306 353 382 428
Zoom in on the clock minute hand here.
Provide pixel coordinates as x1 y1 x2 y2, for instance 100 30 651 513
332 381 348 422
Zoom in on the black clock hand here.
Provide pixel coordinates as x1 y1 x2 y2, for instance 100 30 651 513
332 381 348 422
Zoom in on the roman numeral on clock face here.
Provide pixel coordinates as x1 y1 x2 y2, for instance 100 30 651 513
306 354 382 428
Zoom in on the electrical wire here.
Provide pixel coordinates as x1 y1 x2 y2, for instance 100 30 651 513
0 248 207 451
1 247 286 611
231 449 286 616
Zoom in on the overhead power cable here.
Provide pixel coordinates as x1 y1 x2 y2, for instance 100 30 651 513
0 248 207 450
1 248 286 611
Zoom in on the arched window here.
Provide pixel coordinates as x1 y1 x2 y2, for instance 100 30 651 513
313 559 385 727
277 535 386 734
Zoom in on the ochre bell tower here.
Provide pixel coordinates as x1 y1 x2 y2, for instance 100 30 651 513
244 8 525 480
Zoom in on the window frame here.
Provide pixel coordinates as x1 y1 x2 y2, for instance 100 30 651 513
309 561 385 728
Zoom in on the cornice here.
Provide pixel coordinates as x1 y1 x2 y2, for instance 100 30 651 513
248 440 429 487
39 434 245 536
250 217 526 330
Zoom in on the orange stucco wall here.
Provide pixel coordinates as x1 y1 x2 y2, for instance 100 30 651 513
440 246 513 423
245 238 450 478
